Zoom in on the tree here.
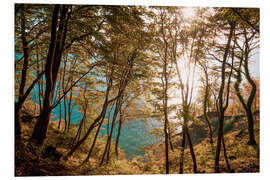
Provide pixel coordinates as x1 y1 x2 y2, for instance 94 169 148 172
233 26 259 145
15 4 49 141
31 5 72 145
149 7 180 174
214 20 235 173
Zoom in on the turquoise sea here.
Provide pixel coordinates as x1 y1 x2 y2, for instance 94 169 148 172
31 84 161 158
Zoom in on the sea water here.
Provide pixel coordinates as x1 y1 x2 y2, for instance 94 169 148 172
31 84 161 158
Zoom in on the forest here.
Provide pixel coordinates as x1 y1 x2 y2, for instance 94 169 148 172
14 4 260 176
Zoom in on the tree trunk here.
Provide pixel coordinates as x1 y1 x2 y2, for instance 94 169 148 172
67 87 73 132
246 108 256 145
62 56 68 131
31 5 70 146
72 101 87 145
185 123 198 173
214 21 235 173
222 136 231 170
179 126 186 174
36 51 43 113
83 115 105 164
168 125 174 152
58 84 62 130
203 68 213 144
115 107 123 158
66 101 109 158
243 44 257 145
234 44 257 145
15 6 29 141
164 108 170 174
66 78 113 159
100 98 121 165
15 103 22 142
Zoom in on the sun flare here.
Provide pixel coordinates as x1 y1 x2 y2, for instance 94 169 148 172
182 7 196 19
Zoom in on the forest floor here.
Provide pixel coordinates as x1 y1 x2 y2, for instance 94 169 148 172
15 101 260 176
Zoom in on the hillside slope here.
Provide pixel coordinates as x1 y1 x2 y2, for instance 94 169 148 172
15 101 260 175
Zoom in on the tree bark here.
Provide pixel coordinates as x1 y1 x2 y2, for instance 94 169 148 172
222 136 231 170
31 5 70 146
202 66 213 144
66 75 114 158
15 6 29 141
72 87 88 145
214 21 235 173
185 124 197 173
67 87 73 132
160 15 170 173
233 33 257 145
115 106 123 158
179 126 186 174
58 86 62 130
100 97 121 165
82 115 105 164
168 125 174 152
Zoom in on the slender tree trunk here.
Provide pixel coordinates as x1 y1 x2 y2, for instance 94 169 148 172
72 101 87 145
164 105 170 174
58 94 62 130
40 58 45 101
67 87 73 132
63 95 67 131
234 45 257 145
66 77 113 159
100 98 121 165
185 121 197 173
15 6 29 141
62 56 68 131
162 36 170 175
83 115 105 164
179 126 186 174
214 21 235 173
222 136 231 170
57 74 62 130
100 69 130 165
215 109 225 173
36 51 43 113
203 68 213 144
168 125 174 152
115 106 123 158
243 45 257 145
66 100 109 159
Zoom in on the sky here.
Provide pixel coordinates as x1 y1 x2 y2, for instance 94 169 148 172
250 52 260 78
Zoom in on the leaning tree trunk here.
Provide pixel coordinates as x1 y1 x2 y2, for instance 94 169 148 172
71 100 88 145
100 97 121 165
83 114 106 165
66 100 109 159
65 77 113 159
185 120 198 173
222 136 231 170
